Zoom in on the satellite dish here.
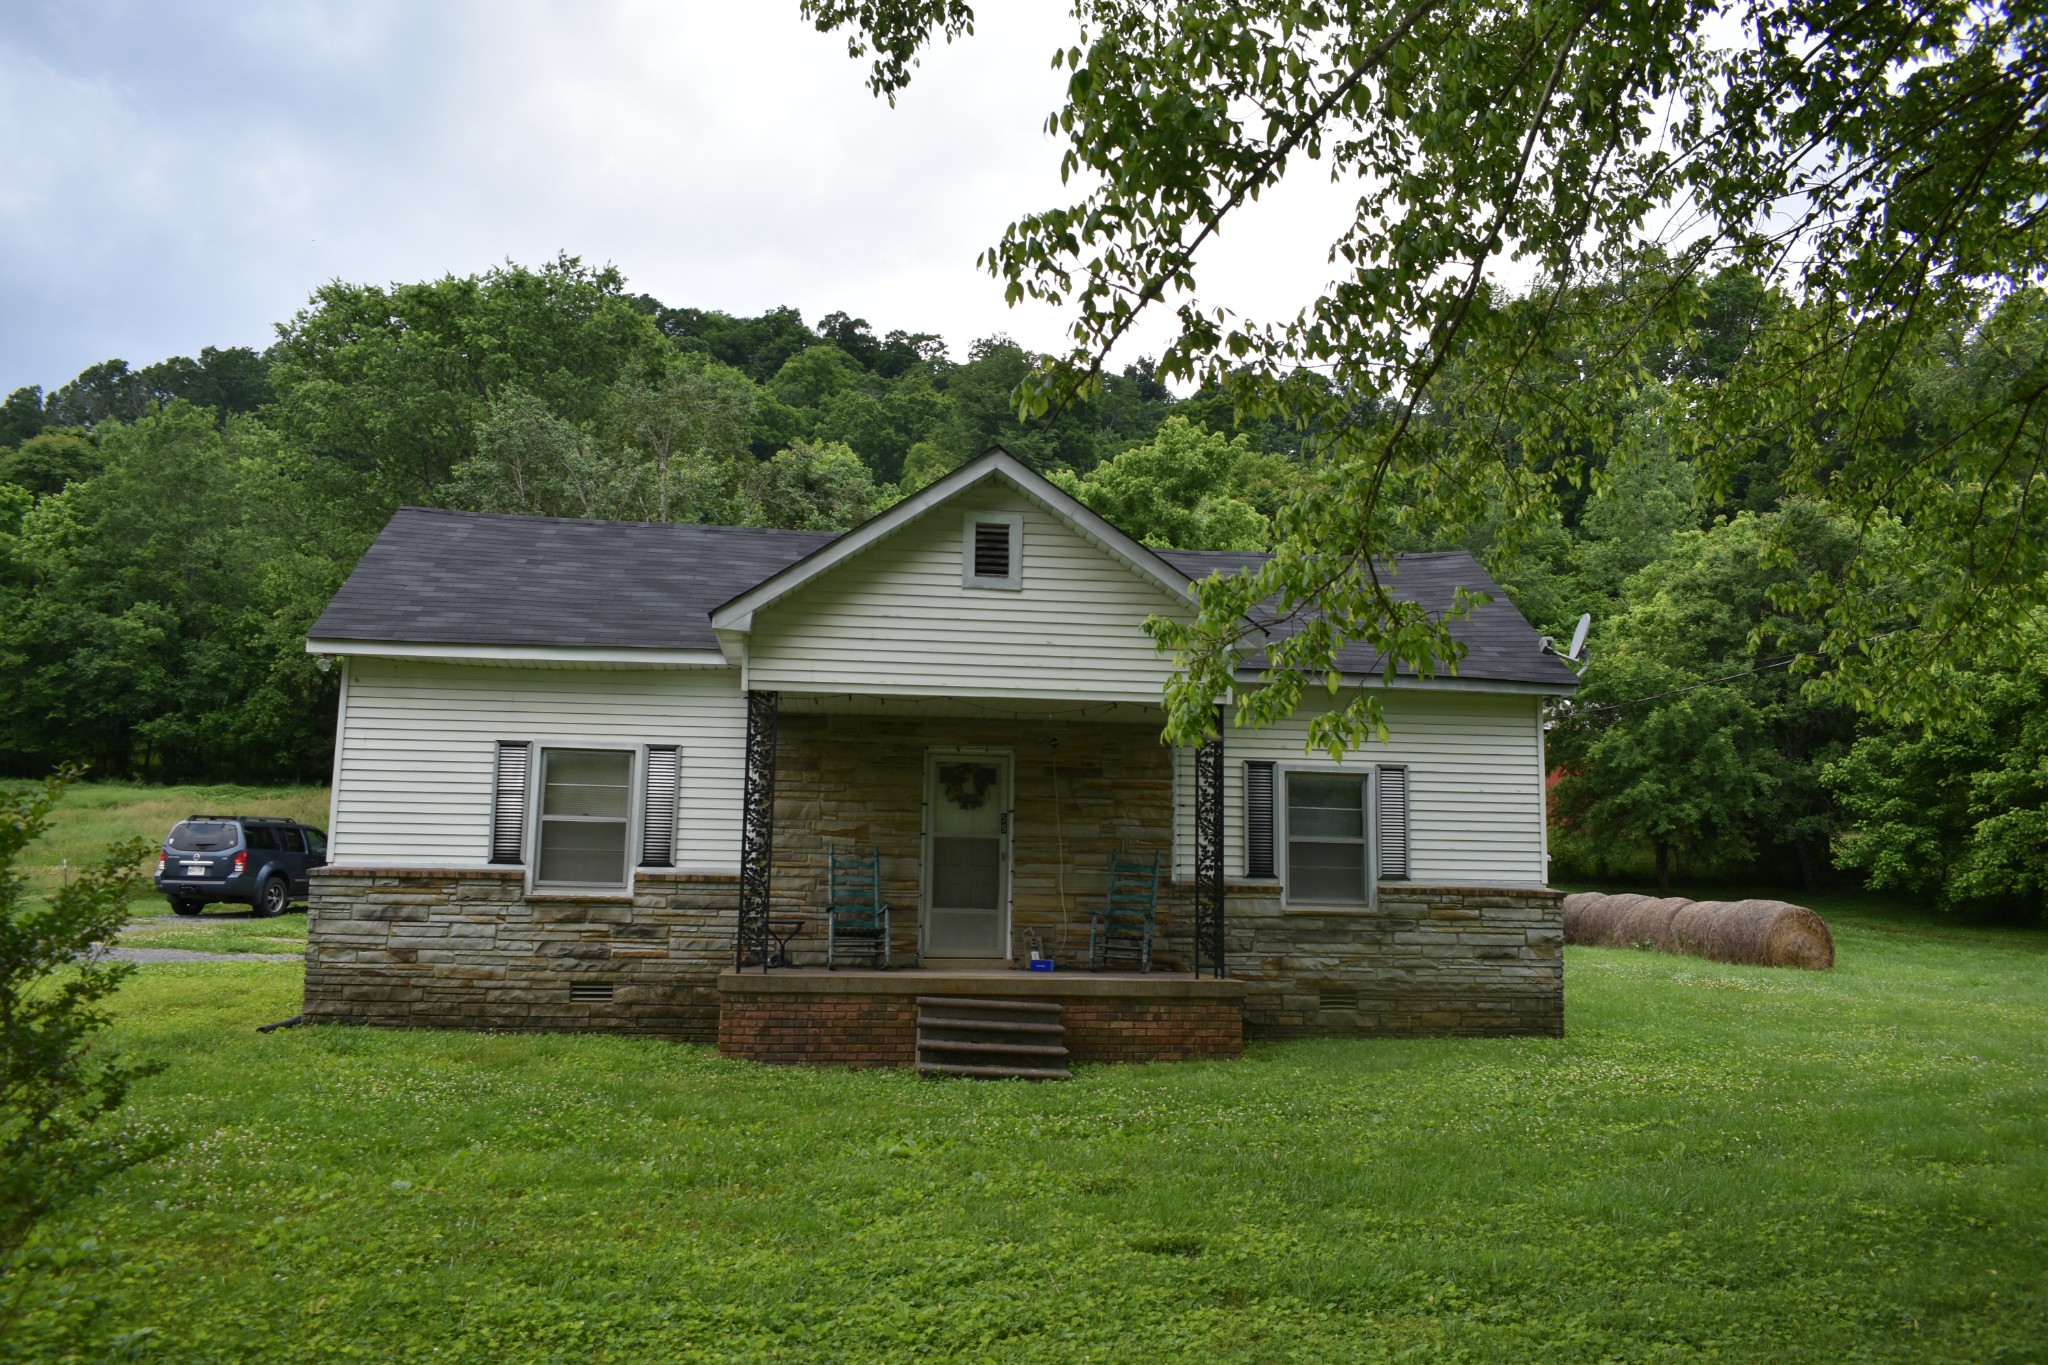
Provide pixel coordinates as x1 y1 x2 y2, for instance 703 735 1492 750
1567 613 1592 662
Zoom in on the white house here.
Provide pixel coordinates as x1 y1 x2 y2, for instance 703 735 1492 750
301 449 1578 1067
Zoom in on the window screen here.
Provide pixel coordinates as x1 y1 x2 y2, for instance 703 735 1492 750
535 749 632 890
1285 772 1369 904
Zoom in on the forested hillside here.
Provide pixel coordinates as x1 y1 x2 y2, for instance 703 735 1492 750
2 255 2040 915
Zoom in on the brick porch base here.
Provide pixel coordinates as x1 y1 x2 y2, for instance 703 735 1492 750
715 969 1246 1068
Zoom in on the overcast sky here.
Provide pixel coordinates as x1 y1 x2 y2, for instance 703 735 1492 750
1 1 1368 396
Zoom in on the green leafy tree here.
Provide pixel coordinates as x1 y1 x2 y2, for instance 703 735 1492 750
0 388 42 450
1050 415 1279 549
1555 676 1764 894
0 404 334 781
136 346 275 419
806 0 2048 750
602 360 756 522
270 254 670 510
1826 651 2048 916
1 772 171 1297
743 439 881 531
41 361 147 429
0 431 101 500
1551 504 1860 889
447 363 757 525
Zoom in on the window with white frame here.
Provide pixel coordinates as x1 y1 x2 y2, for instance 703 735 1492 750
961 512 1022 589
534 748 633 890
1284 770 1371 904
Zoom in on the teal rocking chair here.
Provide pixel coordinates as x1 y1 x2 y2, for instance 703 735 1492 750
1089 849 1160 972
827 845 893 970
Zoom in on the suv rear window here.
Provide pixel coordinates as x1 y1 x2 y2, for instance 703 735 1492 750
168 821 238 853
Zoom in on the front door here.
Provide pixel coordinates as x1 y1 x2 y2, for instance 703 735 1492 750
923 751 1011 959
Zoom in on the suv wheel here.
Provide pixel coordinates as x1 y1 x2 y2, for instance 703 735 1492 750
254 877 289 918
171 898 203 917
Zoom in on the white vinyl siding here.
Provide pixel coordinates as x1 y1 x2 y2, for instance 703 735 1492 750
330 659 746 871
1175 691 1547 887
744 483 1190 701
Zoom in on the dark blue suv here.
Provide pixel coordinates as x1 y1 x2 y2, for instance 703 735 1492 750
155 816 327 917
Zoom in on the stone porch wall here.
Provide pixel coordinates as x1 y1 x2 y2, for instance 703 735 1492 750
771 712 1193 968
303 867 736 1042
1214 881 1564 1038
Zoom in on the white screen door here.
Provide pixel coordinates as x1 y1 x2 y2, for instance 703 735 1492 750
923 752 1011 958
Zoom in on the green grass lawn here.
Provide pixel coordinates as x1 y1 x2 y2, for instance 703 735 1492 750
8 891 2046 1363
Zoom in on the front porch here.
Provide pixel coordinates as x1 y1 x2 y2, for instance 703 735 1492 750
733 691 1229 979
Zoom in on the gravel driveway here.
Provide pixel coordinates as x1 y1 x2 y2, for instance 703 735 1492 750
96 946 302 964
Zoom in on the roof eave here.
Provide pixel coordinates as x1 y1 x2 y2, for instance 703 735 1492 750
306 638 733 669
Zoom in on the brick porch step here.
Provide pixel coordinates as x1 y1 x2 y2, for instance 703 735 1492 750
916 996 1071 1081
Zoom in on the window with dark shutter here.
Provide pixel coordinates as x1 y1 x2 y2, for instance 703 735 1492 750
1243 760 1276 878
489 741 532 864
1377 765 1409 880
640 745 680 868
973 521 1011 578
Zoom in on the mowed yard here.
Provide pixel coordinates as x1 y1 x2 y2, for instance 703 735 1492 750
7 787 2046 1361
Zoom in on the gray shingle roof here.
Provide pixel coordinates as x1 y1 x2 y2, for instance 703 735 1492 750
1161 548 1579 688
312 507 1577 688
309 508 833 651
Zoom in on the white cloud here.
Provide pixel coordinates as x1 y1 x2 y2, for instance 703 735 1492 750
0 2 1369 392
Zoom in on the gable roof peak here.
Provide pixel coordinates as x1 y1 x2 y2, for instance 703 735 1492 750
709 445 1196 632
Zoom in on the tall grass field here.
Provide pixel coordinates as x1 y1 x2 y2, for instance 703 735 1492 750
5 790 2045 1360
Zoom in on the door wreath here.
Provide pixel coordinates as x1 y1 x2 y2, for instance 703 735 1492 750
938 763 998 810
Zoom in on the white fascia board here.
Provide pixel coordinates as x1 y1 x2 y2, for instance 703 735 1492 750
305 639 731 669
709 449 1197 632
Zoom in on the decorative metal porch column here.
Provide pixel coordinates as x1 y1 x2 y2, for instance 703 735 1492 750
1192 709 1226 979
735 689 779 971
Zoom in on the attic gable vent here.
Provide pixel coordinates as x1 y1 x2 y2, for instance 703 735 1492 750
974 522 1010 577
962 512 1022 589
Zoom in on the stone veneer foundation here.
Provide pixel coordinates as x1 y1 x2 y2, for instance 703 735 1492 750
1218 881 1565 1038
303 867 736 1042
305 867 1562 1051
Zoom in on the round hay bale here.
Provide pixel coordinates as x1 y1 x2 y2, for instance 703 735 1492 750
1666 900 1733 959
1612 895 1690 950
1716 898 1835 970
1561 893 1606 942
1563 893 1644 946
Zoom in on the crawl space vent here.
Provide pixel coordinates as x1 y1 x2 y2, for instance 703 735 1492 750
1319 985 1360 1013
569 982 616 1003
